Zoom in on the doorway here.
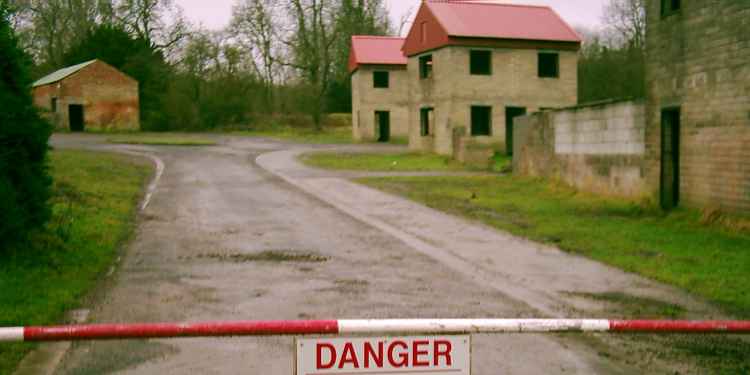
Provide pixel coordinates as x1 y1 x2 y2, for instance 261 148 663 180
69 105 85 132
660 108 680 210
505 107 527 156
375 111 390 142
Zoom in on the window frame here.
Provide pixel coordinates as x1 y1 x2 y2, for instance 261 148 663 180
661 0 681 18
420 107 434 136
538 52 560 79
471 106 492 137
470 50 492 76
51 97 58 112
419 54 433 80
373 71 390 88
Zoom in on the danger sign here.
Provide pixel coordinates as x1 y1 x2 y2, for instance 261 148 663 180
296 335 470 374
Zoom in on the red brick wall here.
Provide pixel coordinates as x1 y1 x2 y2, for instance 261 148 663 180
33 60 140 131
645 0 750 212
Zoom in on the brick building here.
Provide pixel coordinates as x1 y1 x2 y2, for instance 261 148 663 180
645 0 750 211
402 1 580 162
350 36 409 142
33 60 140 132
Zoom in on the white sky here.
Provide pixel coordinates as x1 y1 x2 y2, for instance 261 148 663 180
175 0 606 33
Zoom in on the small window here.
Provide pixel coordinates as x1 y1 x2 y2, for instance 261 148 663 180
421 22 428 44
471 106 492 136
420 107 434 136
373 71 389 88
420 55 433 79
470 50 492 75
661 0 681 17
538 52 559 78
51 98 58 112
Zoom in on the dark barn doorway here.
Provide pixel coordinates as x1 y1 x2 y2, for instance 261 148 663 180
661 108 681 210
505 107 527 156
69 105 85 132
376 111 390 142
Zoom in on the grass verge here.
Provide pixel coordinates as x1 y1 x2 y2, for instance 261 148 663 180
0 150 151 374
301 152 466 172
108 133 217 146
359 175 750 318
231 126 354 144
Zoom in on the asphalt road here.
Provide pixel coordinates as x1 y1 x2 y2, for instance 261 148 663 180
45 134 717 375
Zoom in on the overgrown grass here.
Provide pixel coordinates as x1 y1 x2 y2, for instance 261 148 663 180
0 150 150 374
360 175 750 318
302 152 466 172
231 126 354 144
108 133 217 146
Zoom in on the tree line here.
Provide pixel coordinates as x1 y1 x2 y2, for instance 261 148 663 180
5 0 392 131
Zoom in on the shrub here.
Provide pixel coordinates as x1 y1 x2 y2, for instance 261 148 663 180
0 5 52 252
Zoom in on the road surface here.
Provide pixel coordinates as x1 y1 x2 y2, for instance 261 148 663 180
42 134 717 374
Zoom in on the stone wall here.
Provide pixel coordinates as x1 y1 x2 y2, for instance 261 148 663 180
351 65 409 142
645 0 750 212
33 61 139 131
514 100 649 199
407 45 578 160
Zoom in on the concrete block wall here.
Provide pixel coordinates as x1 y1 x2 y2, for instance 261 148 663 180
514 100 649 199
352 65 409 142
407 46 578 158
645 0 750 212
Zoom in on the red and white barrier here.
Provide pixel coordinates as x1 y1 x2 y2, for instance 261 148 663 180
2 319 750 343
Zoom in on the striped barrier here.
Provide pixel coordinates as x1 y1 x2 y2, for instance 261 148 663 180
2 319 750 343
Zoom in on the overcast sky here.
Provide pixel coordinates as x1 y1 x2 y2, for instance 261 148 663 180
174 0 606 33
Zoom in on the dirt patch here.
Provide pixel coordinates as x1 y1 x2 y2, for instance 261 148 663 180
182 250 329 263
563 291 686 319
319 279 370 294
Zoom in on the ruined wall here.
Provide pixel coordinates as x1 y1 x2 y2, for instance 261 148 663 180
514 100 649 198
408 45 578 158
33 61 139 131
645 0 750 212
352 65 409 142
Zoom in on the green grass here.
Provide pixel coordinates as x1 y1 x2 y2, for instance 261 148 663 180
107 133 217 146
302 152 467 172
302 152 512 172
360 175 750 318
0 150 151 374
232 126 354 144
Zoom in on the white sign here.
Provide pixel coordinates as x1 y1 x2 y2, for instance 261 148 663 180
296 335 471 375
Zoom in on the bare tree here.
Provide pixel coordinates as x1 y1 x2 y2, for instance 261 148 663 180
283 0 339 130
115 0 188 53
230 0 280 111
603 0 645 50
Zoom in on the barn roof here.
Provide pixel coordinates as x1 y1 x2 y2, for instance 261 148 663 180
426 1 581 42
349 36 407 73
33 60 97 87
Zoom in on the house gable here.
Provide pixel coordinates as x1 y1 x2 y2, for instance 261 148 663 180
402 3 451 57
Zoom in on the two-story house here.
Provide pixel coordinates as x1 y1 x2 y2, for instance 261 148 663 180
349 36 409 142
403 1 581 159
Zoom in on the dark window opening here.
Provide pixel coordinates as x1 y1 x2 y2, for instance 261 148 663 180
420 55 433 79
373 71 389 88
470 50 492 75
661 0 681 17
471 106 492 136
538 53 559 78
420 107 434 136
51 98 58 112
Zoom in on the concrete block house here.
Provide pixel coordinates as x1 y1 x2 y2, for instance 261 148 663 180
402 1 581 163
33 60 140 132
350 36 409 142
645 0 750 212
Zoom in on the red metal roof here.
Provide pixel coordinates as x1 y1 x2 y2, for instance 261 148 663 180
402 1 581 57
428 1 580 42
348 36 407 73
